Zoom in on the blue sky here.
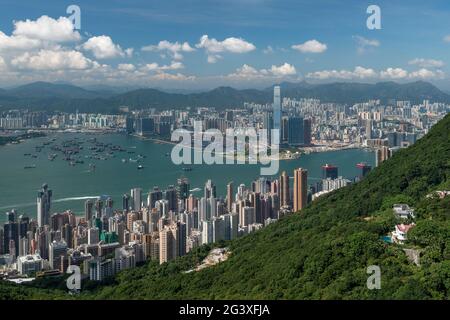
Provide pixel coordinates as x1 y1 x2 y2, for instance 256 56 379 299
0 0 449 90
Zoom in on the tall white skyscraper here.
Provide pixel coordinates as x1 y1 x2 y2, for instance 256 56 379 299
273 85 281 133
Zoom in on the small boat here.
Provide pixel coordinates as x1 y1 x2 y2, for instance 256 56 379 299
137 165 144 170
24 165 36 169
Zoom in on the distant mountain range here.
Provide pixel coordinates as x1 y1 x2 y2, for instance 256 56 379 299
0 80 449 113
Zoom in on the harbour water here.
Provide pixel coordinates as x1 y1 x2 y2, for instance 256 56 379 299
0 133 375 221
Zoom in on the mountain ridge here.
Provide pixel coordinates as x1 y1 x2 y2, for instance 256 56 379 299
0 80 449 113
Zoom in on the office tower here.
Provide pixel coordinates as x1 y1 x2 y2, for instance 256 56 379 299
131 188 142 211
282 116 289 142
177 222 186 257
0 229 3 255
85 199 94 222
209 197 217 218
322 164 338 180
264 112 273 143
186 194 197 212
230 213 239 240
105 197 114 217
147 187 162 209
280 171 290 207
226 182 233 213
122 194 131 211
293 168 308 212
95 199 103 218
49 240 67 270
155 199 169 217
62 224 73 248
303 118 312 145
273 86 281 133
164 185 178 212
136 117 154 136
3 216 18 255
240 206 255 227
177 177 190 201
366 119 373 139
204 179 216 199
356 162 372 180
376 146 392 167
37 183 52 227
88 227 100 245
125 116 134 134
201 220 213 245
18 215 29 239
288 117 304 146
212 218 225 243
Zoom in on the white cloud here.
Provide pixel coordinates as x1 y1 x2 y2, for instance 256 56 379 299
380 67 408 79
12 15 81 42
82 36 132 59
443 35 450 42
141 61 184 72
117 63 135 71
307 66 445 81
354 36 380 54
0 31 42 51
11 49 93 70
142 40 195 60
262 46 274 54
408 58 444 68
151 72 195 81
270 63 297 76
228 63 296 80
408 68 445 79
292 40 327 53
196 35 256 63
0 56 6 70
307 66 376 80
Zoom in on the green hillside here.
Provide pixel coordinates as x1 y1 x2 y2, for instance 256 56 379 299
1 114 449 300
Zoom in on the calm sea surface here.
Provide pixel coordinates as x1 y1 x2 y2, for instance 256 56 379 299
0 133 374 221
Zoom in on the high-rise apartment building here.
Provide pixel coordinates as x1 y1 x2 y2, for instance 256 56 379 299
293 168 308 212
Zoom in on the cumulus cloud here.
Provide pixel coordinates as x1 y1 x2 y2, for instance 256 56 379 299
408 58 444 68
307 66 377 80
11 49 93 70
307 66 444 81
228 63 296 80
196 35 256 63
141 61 184 72
142 40 195 60
292 40 327 53
408 68 445 79
117 63 136 71
270 63 297 76
379 67 408 79
82 36 132 59
354 35 380 54
12 15 80 42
